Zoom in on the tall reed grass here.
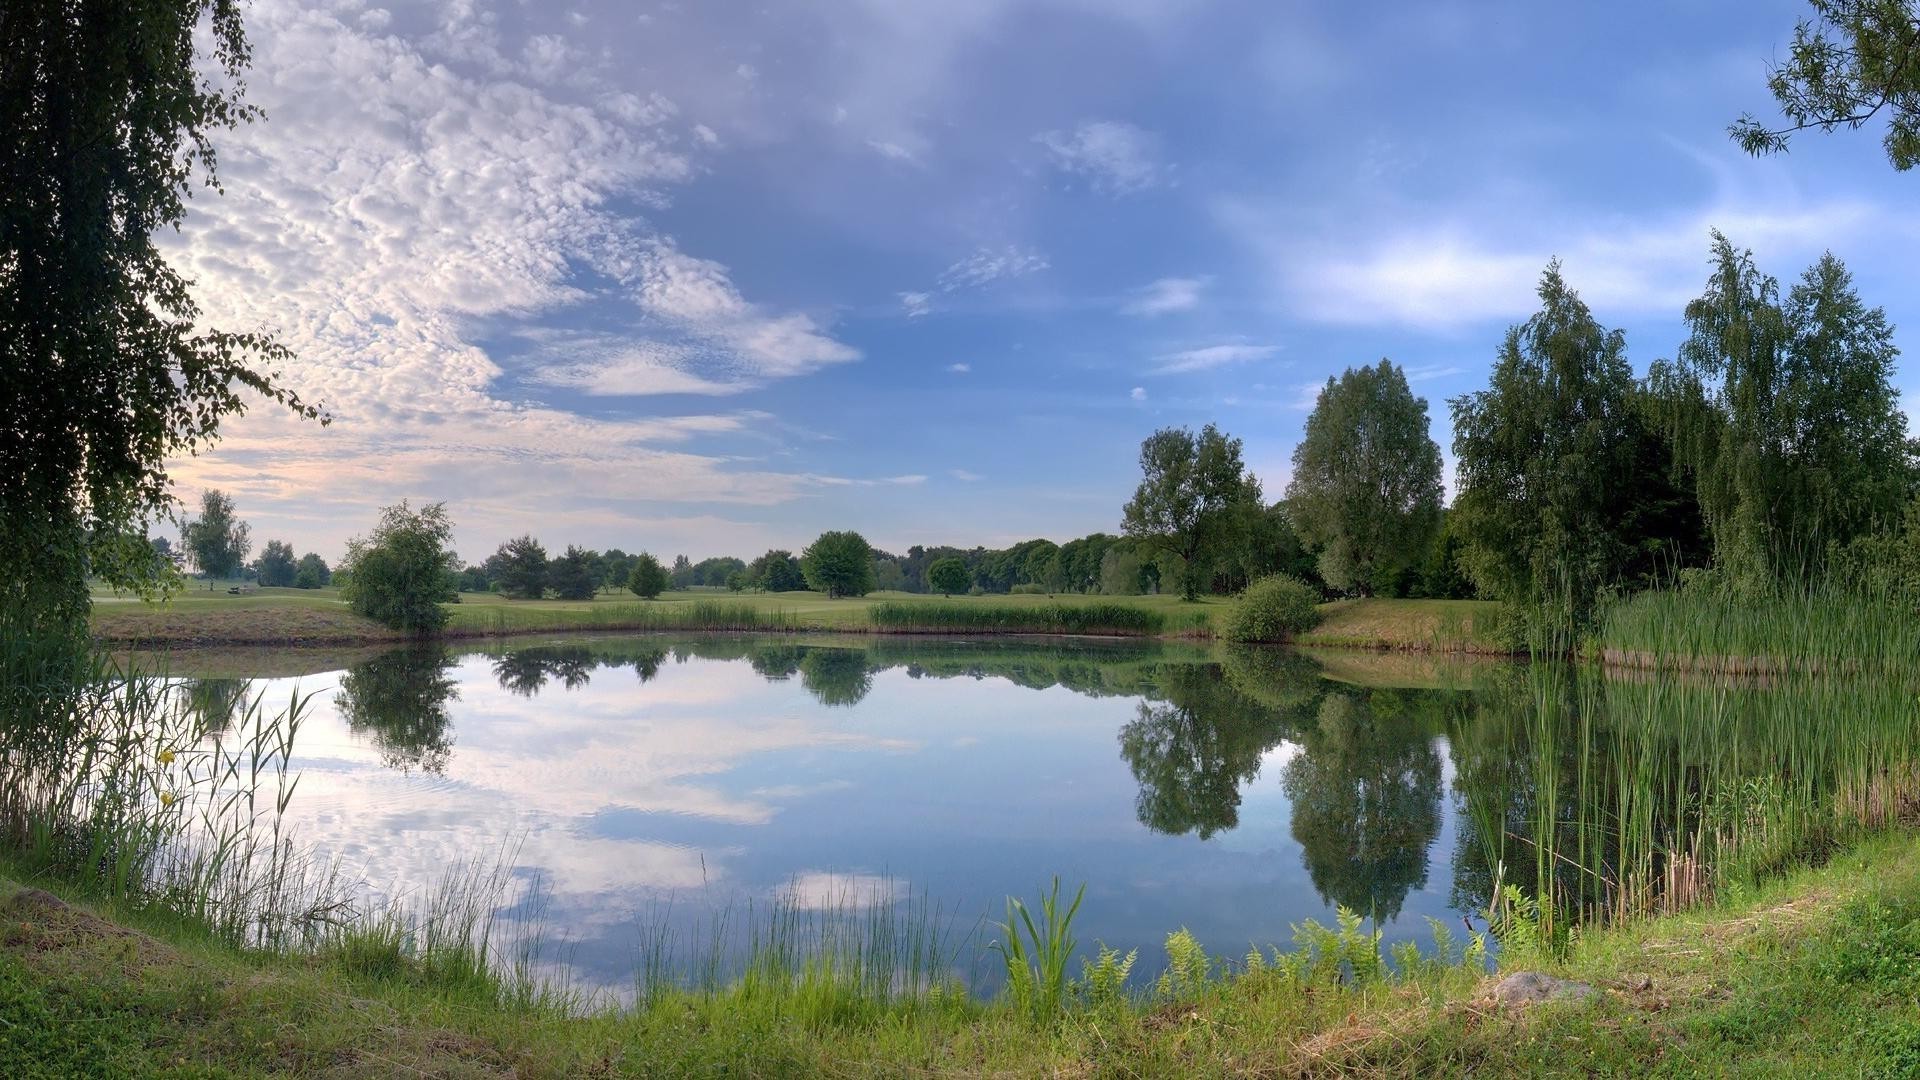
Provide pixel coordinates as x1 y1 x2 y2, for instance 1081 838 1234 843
1593 577 1919 675
455 600 801 637
867 601 1167 636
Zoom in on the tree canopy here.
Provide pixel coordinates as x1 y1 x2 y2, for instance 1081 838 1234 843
1121 424 1261 600
1733 1 1920 169
181 490 251 579
252 539 297 588
927 557 971 596
802 530 877 598
338 502 459 633
1 0 320 661
627 552 668 599
548 545 601 601
492 535 549 600
1286 360 1444 595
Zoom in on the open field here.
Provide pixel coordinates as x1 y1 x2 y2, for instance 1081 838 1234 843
89 585 1514 653
4 829 1917 1077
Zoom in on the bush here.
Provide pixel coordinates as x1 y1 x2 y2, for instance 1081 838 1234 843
339 502 460 633
627 553 668 599
926 557 970 597
1224 574 1320 642
1010 583 1046 595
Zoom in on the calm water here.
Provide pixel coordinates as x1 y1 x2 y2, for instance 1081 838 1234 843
159 634 1916 999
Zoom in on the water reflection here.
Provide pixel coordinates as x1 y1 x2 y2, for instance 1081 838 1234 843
1117 664 1288 839
333 646 459 774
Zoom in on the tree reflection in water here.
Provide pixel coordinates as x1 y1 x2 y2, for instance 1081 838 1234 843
334 646 460 774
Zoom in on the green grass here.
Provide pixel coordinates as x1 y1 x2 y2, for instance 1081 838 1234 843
1297 597 1509 653
1594 581 1920 675
4 831 1918 1077
869 598 1178 635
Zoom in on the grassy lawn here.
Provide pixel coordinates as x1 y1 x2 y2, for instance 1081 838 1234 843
3 831 1915 1077
90 585 1512 652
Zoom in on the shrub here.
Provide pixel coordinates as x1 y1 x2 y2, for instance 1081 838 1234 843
1010 583 1046 595
627 553 668 599
339 502 459 633
926 557 970 597
1224 574 1320 642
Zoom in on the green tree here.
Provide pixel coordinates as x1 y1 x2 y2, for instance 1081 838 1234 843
252 539 297 587
1121 424 1260 600
627 552 668 599
802 530 877 598
1 0 319 672
338 502 459 634
492 535 549 600
1118 664 1295 839
927 556 971 596
748 549 807 592
548 545 600 601
181 490 251 580
601 549 637 592
1451 264 1670 628
1652 236 1911 587
294 552 331 590
1733 1 1920 169
1286 361 1444 595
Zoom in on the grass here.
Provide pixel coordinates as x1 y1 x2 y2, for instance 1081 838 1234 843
869 598 1179 635
1297 597 1509 653
4 830 1918 1076
1594 580 1920 675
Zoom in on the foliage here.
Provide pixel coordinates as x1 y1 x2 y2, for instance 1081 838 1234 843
548 545 601 602
1286 360 1444 595
294 552 331 590
1451 263 1689 634
868 601 1166 635
253 540 297 588
1223 574 1322 643
181 490 252 579
991 878 1084 1020
746 549 807 592
333 647 459 773
1733 0 1920 169
926 557 971 596
339 502 460 633
491 535 549 600
802 531 877 598
0 0 320 670
1122 424 1262 600
1650 235 1911 590
627 553 668 599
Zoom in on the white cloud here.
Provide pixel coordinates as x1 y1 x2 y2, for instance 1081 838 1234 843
1151 343 1281 375
938 246 1050 290
1036 120 1167 195
899 291 932 317
949 469 983 482
1123 275 1208 315
1130 386 1148 402
866 138 918 164
946 362 971 373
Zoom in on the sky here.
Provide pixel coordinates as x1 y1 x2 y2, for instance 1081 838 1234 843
166 0 1920 564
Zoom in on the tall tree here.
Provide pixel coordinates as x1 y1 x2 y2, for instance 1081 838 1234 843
252 539 297 587
181 489 251 579
801 530 877 598
491 535 549 600
1121 424 1260 600
1286 360 1444 595
548 545 600 601
1733 1 1920 169
294 552 331 590
1451 264 1658 627
927 557 971 596
1 0 320 666
748 549 807 592
627 552 668 599
1652 235 1911 586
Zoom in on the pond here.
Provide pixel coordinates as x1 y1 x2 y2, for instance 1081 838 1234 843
151 635 1916 1000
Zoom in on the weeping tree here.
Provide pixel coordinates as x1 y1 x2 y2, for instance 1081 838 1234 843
1650 234 1911 589
1733 0 1920 170
1 1 319 685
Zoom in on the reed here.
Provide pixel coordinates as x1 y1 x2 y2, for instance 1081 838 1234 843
867 601 1167 636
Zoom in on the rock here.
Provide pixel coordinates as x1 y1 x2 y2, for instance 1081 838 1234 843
1490 971 1597 1005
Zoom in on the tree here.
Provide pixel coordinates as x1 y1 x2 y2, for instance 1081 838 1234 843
252 539 297 587
1 0 320 668
181 490 252 579
1286 361 1444 595
294 552 331 590
748 549 807 592
669 554 694 589
1121 424 1260 600
927 557 971 596
338 501 459 633
548 545 600 601
1651 236 1911 587
802 530 877 598
627 552 668 599
601 549 637 592
1733 1 1920 169
492 535 549 600
1451 264 1675 628
333 647 459 774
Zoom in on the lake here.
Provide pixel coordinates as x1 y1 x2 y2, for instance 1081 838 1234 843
152 634 1915 1001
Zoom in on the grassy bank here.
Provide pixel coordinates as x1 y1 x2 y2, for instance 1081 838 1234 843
90 586 1512 652
1594 584 1919 676
4 829 1917 1077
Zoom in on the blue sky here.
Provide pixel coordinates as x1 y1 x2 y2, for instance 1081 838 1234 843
169 0 1920 564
